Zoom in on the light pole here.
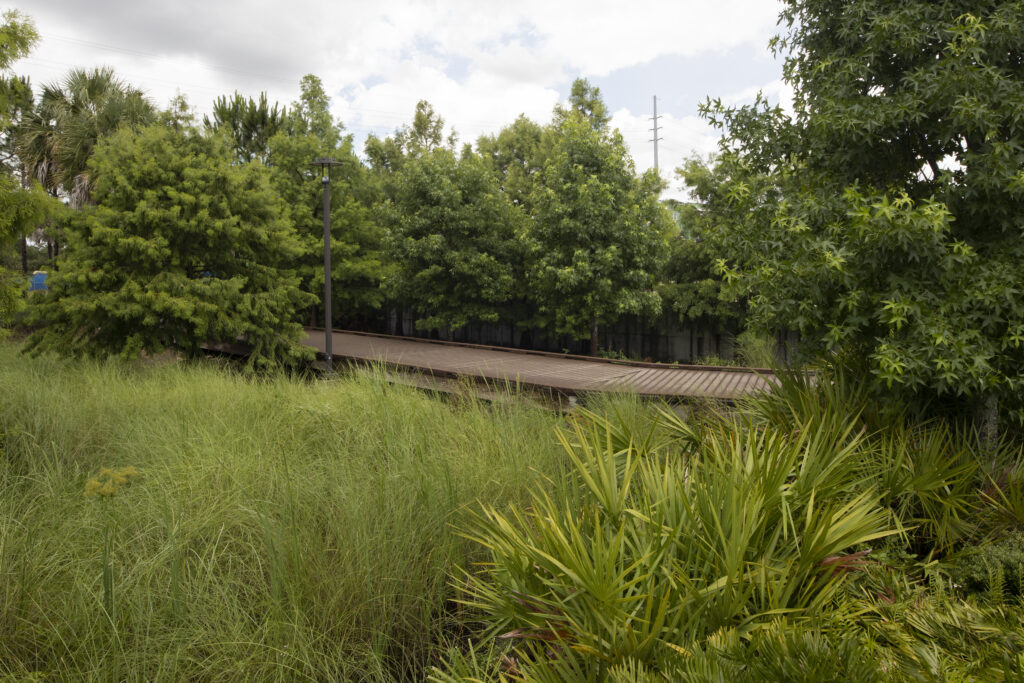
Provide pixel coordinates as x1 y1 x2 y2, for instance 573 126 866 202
312 157 342 371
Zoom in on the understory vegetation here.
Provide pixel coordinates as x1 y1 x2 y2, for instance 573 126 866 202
2 345 1023 681
436 370 1024 682
0 344 568 680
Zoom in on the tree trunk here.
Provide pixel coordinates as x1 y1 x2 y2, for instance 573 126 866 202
973 393 999 454
589 317 599 356
21 235 28 274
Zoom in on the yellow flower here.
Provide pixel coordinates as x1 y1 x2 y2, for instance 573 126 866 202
84 466 140 498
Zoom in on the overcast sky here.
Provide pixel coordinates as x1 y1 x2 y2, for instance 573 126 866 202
14 0 790 199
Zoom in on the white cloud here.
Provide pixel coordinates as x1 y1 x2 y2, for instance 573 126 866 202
507 0 781 76
14 0 784 177
723 78 795 114
609 108 721 201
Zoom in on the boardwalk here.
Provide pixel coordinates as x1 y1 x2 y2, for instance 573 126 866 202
301 328 774 400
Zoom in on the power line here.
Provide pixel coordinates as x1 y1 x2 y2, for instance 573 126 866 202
41 32 299 87
23 55 521 130
23 57 230 97
29 34 679 162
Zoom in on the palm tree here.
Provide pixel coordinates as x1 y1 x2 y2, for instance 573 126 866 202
15 89 55 189
18 67 155 207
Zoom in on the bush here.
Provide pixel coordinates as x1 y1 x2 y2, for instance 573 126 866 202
447 404 893 679
949 531 1024 601
437 361 1024 681
24 123 314 370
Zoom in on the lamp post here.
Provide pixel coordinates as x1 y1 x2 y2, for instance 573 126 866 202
312 157 342 371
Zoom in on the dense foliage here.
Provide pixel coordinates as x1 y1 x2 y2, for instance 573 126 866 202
2 42 724 361
476 114 549 212
25 121 313 369
0 10 49 327
434 366 1024 681
361 83 681 353
656 199 744 336
531 112 671 354
4 4 1020 378
384 148 523 331
686 0 1024 422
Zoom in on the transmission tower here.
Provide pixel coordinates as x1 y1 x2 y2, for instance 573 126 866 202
649 95 663 172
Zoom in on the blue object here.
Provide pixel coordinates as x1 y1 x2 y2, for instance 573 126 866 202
28 271 47 292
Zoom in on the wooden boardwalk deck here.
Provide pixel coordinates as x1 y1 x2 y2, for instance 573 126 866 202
301 328 774 400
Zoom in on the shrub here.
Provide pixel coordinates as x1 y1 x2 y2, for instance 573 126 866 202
949 531 1024 601
438 361 1024 680
448 406 893 679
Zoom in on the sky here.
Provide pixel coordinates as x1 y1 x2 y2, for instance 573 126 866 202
13 0 791 200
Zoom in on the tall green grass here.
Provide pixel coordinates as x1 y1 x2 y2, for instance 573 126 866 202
0 345 569 681
6 346 1023 681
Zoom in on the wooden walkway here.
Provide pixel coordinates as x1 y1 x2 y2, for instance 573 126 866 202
301 328 774 400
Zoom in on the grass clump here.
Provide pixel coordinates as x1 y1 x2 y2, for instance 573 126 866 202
0 344 568 681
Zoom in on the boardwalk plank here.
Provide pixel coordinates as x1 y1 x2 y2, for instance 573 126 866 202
301 328 772 400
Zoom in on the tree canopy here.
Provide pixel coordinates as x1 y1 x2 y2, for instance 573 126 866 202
204 91 285 164
365 99 455 178
0 9 36 129
18 67 155 207
383 147 522 332
0 14 750 367
531 107 670 354
476 114 549 212
25 120 314 369
689 0 1024 422
656 197 744 333
266 75 386 328
555 78 611 131
0 10 50 327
